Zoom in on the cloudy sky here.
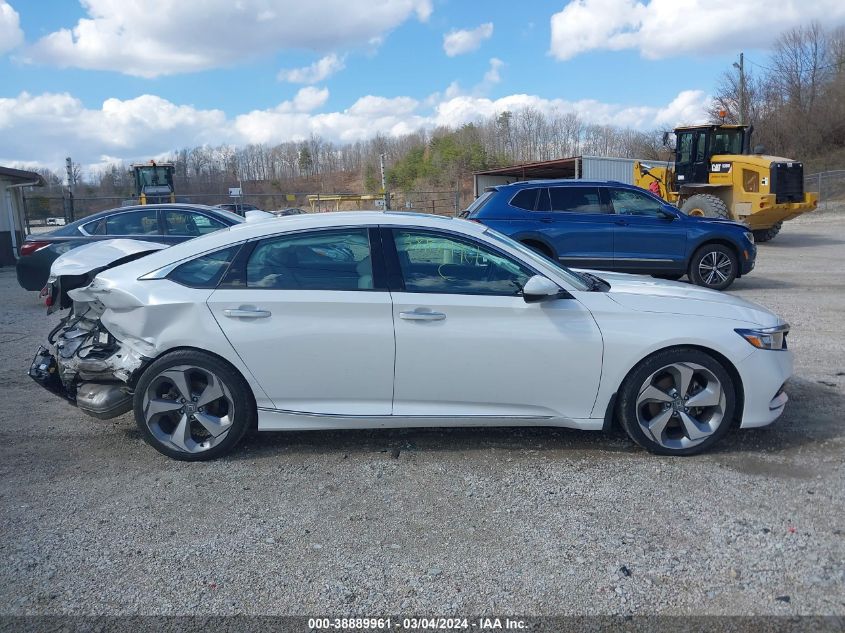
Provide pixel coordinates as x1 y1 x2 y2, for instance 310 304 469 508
2 0 845 171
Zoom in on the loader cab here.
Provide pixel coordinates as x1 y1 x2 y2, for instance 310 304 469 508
674 125 748 188
131 161 175 205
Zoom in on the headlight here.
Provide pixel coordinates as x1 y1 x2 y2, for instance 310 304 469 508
744 231 755 244
735 325 789 350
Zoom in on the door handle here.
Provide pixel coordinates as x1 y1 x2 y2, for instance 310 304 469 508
539 217 554 224
614 218 629 226
399 310 446 321
223 306 271 319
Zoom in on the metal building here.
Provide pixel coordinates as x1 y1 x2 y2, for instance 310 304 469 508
473 155 658 197
0 166 44 267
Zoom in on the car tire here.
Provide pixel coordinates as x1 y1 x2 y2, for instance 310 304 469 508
688 243 738 290
680 194 730 219
133 349 255 461
616 347 737 456
752 221 783 243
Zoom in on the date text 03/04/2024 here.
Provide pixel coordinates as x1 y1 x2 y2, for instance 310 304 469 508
307 617 527 630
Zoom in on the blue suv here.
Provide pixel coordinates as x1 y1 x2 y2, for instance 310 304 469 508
465 180 756 290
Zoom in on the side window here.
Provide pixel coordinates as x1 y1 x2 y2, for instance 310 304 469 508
549 187 603 213
608 189 667 217
106 210 160 235
82 218 106 235
246 229 373 290
677 132 693 163
168 246 240 288
509 188 538 211
392 229 533 296
694 133 707 162
165 211 226 236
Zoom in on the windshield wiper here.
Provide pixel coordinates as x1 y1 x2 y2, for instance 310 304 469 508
579 271 610 292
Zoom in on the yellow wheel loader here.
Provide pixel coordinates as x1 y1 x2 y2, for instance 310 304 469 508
634 124 817 242
130 161 176 205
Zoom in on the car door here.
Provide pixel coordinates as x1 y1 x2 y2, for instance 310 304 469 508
206 226 396 415
540 186 615 268
604 187 687 273
385 226 603 420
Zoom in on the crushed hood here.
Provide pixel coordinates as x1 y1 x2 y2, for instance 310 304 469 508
575 269 782 328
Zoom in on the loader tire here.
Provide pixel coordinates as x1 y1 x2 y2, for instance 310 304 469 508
681 194 730 220
752 221 783 243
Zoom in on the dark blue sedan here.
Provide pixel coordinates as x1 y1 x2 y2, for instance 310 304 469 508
465 180 756 290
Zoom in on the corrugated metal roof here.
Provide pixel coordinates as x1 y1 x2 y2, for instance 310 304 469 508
0 166 45 186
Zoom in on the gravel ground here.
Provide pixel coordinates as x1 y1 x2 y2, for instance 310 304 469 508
0 211 843 617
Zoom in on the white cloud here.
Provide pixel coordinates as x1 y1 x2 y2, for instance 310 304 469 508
443 22 493 57
277 54 346 84
482 58 504 86
0 86 709 171
550 0 845 60
0 91 231 168
0 1 23 54
24 0 432 77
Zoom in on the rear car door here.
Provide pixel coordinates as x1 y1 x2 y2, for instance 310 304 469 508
542 186 615 268
605 187 687 273
385 227 603 420
206 227 395 415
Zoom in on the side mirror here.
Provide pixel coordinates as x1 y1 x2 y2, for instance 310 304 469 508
659 209 677 220
522 275 567 303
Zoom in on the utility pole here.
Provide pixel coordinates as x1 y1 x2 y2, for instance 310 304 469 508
64 156 75 223
379 152 390 210
733 52 746 126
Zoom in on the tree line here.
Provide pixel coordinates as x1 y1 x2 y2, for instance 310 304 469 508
25 22 845 200
709 22 845 169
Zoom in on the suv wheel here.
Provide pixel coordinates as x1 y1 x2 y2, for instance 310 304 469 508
688 244 738 290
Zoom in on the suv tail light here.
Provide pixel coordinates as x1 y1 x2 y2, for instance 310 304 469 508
19 241 50 256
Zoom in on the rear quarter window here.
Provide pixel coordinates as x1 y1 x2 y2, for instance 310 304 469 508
509 188 539 211
168 246 240 288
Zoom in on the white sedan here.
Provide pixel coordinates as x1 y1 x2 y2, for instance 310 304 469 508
30 212 792 460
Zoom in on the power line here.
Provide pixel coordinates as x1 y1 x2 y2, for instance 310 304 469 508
746 57 844 73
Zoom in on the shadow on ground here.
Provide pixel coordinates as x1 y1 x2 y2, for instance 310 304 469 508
759 231 845 248
127 374 843 464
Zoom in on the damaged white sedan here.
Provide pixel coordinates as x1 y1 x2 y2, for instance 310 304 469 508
31 212 793 460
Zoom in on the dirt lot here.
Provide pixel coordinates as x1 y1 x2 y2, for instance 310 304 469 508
0 212 843 617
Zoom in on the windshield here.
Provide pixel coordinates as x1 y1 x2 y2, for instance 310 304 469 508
711 129 744 155
483 228 591 291
136 166 173 190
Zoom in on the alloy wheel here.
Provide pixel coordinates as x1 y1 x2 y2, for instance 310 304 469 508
697 251 733 287
142 364 235 454
635 362 727 450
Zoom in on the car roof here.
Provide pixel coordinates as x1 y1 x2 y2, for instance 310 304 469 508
494 179 628 189
58 203 241 229
111 211 483 277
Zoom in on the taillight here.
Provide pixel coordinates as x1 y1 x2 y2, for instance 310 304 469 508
19 241 50 256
